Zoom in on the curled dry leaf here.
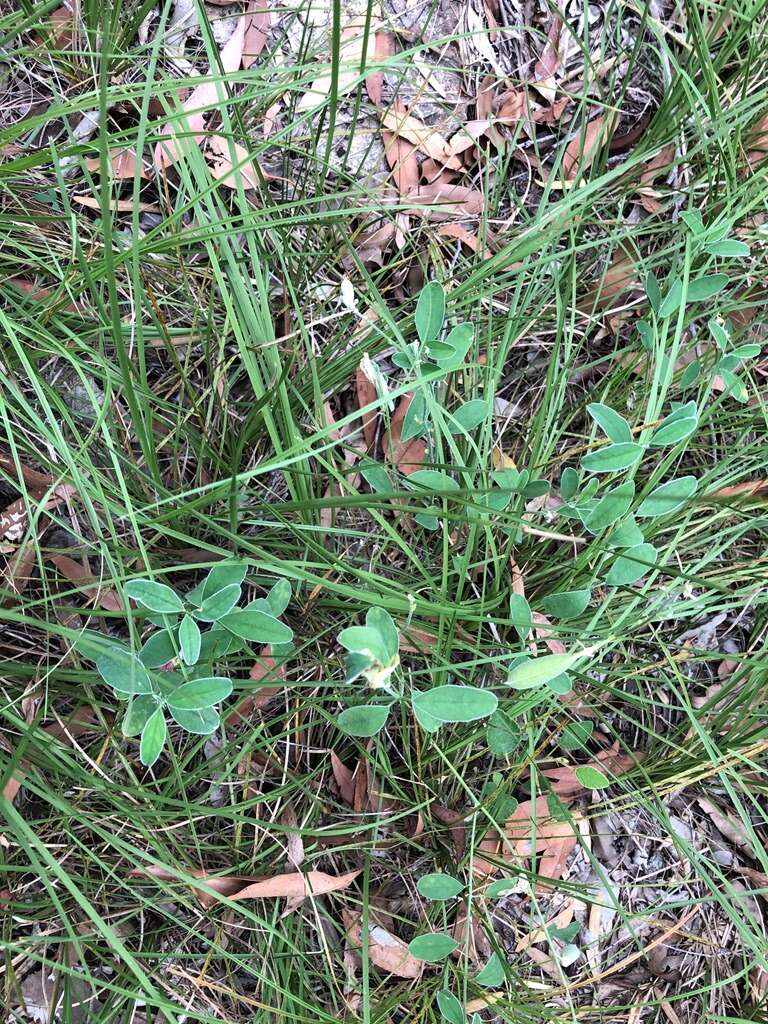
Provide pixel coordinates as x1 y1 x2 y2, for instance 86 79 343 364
355 359 380 450
343 910 422 978
243 0 271 68
561 113 615 181
506 796 580 886
47 553 123 611
154 14 246 169
452 900 491 964
73 195 160 213
636 145 675 212
380 109 462 170
437 223 487 254
382 394 426 476
83 148 149 180
365 31 395 106
132 864 360 908
407 181 485 220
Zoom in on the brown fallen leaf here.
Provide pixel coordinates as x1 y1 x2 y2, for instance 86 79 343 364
407 181 484 220
476 75 497 120
343 910 422 978
452 900 491 964
446 120 492 158
697 796 755 854
47 553 123 611
154 14 246 169
242 0 271 68
746 113 768 170
383 394 426 475
331 751 356 806
533 2 564 103
707 479 768 500
45 0 79 47
297 20 377 113
281 802 305 869
380 109 462 170
432 804 466 860
561 113 615 181
226 646 284 723
73 196 160 213
365 31 395 106
636 145 675 212
436 223 486 254
0 456 53 492
506 796 580 887
516 900 574 951
132 864 360 908
1 483 75 543
83 148 149 180
207 134 263 190
578 248 640 315
355 360 380 450
1 542 36 602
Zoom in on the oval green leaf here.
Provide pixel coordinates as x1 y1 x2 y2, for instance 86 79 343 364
477 952 505 987
486 710 520 756
687 273 729 301
166 677 233 710
486 878 518 898
417 874 463 901
139 708 167 767
636 476 697 518
584 481 635 534
586 403 632 444
168 704 220 734
338 625 390 665
219 608 293 644
604 543 656 585
447 399 489 434
436 991 464 1024
196 583 241 622
365 606 399 662
509 593 531 641
179 614 201 666
650 418 697 446
507 651 589 690
337 704 390 737
411 685 497 724
560 721 594 751
582 443 644 473
139 629 178 668
124 579 183 614
122 694 159 737
96 647 153 694
575 765 611 790
415 280 445 345
541 589 590 620
408 933 458 962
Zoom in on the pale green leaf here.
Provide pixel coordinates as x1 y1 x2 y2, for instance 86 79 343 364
636 476 697 517
586 403 632 443
139 709 167 767
408 933 458 962
124 579 183 614
337 704 390 737
417 874 463 901
411 685 497 724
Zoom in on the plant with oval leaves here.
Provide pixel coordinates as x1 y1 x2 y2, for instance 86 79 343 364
76 564 293 767
336 606 498 738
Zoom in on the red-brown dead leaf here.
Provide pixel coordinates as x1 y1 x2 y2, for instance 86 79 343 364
476 76 497 120
1 542 36 602
578 248 639 316
446 120 492 157
407 181 485 220
226 646 284 723
432 804 466 860
365 31 395 106
355 361 379 450
47 553 123 611
243 0 271 69
132 864 359 908
436 223 484 253
380 109 462 170
83 148 149 180
746 113 768 170
708 479 768 500
452 900 491 964
331 751 356 806
154 15 246 169
46 1 78 47
562 114 615 181
381 101 419 197
533 4 564 102
0 456 53 492
383 394 426 475
506 797 580 887
343 910 423 978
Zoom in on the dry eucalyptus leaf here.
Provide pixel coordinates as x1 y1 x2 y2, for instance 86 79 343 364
343 910 422 978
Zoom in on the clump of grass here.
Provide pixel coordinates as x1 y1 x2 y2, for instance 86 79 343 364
1 1 768 1022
